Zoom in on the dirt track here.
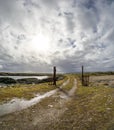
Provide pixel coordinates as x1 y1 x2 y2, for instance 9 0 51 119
0 78 77 130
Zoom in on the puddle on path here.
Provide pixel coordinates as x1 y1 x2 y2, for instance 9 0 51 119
0 89 57 116
0 79 70 116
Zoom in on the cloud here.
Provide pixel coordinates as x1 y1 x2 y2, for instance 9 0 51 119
0 0 114 73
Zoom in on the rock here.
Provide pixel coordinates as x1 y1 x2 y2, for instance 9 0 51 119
48 105 53 108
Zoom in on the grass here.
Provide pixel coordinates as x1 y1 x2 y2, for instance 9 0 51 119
0 75 67 102
61 74 75 90
0 83 52 102
56 75 68 87
46 75 114 130
0 74 114 130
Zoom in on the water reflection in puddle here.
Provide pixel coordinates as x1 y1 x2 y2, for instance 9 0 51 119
0 89 57 116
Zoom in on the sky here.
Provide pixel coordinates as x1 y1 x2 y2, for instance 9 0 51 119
0 0 114 73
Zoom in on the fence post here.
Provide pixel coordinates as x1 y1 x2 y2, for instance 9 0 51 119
82 65 84 86
87 75 89 86
53 66 56 86
85 75 89 86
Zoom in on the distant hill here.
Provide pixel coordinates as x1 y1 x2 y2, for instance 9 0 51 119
0 72 52 76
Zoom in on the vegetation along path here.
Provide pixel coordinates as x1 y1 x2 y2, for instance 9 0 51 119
0 75 77 129
0 74 114 130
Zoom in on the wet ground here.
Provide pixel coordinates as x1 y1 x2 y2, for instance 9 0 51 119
0 78 77 130
0 79 70 116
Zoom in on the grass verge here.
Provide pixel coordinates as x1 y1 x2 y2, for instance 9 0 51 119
48 75 114 130
0 75 66 103
61 74 75 90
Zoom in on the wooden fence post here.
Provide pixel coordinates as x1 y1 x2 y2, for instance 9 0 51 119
81 66 89 86
53 66 56 86
82 65 84 86
87 75 89 86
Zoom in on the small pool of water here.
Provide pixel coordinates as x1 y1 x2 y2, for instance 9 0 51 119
0 79 69 117
0 76 48 80
0 76 49 87
0 89 57 116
